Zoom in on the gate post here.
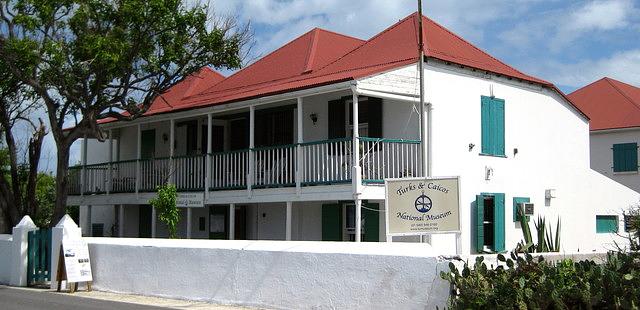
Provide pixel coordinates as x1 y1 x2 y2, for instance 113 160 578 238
10 216 38 287
50 215 82 291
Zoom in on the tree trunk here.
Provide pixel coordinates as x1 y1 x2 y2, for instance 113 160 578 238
25 123 46 217
51 142 71 227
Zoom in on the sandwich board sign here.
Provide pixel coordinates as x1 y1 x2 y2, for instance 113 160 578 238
57 237 93 293
385 176 461 236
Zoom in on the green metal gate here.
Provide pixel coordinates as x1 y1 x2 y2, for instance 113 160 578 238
27 228 52 285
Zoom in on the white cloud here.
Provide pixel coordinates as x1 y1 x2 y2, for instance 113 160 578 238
502 0 639 52
531 49 640 88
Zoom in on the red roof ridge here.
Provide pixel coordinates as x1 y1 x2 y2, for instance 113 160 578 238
302 28 320 73
314 14 417 74
604 77 640 111
422 14 548 84
312 27 365 43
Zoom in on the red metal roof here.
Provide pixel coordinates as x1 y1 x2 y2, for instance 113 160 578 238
568 77 640 131
101 12 583 123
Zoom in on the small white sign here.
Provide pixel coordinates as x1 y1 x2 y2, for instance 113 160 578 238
62 238 93 283
176 193 204 208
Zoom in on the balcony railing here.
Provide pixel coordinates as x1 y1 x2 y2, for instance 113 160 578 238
67 137 422 195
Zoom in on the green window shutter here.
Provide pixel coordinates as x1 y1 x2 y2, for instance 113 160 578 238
481 97 492 154
494 99 505 156
367 98 383 138
480 96 505 156
141 130 156 159
328 99 346 139
493 193 506 252
613 143 638 172
596 215 618 233
363 203 379 242
322 204 342 241
513 197 530 222
475 195 485 253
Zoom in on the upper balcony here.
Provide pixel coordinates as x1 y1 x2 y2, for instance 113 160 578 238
67 90 423 200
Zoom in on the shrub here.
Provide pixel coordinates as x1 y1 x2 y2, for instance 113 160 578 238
148 184 179 238
441 248 640 309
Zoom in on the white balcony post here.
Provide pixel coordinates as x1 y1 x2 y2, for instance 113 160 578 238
248 106 255 196
296 97 303 195
351 86 362 242
107 130 113 195
169 119 175 184
285 201 292 241
135 124 141 194
206 113 212 199
81 135 88 196
186 207 192 239
229 204 235 240
355 199 362 242
118 204 124 237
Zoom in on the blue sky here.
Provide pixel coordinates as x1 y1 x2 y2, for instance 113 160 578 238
59 0 639 169
214 0 640 93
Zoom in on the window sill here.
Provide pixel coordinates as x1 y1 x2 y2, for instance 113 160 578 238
479 153 507 158
612 170 638 175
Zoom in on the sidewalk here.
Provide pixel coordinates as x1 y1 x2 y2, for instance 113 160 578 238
3 285 261 310
71 290 260 309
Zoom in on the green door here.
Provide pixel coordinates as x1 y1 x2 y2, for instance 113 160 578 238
141 130 156 159
139 205 152 238
322 204 342 241
209 205 228 239
363 203 379 242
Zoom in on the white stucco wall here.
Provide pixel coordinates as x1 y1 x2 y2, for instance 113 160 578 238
417 62 639 253
590 129 640 192
0 235 12 284
86 238 450 309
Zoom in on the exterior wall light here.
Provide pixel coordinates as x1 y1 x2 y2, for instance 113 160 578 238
309 113 318 125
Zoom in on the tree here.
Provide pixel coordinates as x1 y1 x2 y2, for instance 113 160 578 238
0 55 46 228
0 0 250 225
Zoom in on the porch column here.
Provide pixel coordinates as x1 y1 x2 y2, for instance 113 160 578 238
151 206 157 238
285 201 292 241
186 207 192 239
248 106 255 196
169 119 175 184
205 114 212 199
229 204 235 240
351 87 362 242
107 130 113 195
118 204 124 237
81 135 88 196
296 97 303 195
135 124 141 194
86 205 92 237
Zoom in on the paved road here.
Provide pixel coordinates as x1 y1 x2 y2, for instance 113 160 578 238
0 286 170 310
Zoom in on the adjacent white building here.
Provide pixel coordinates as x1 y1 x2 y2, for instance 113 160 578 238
569 77 640 236
70 13 639 254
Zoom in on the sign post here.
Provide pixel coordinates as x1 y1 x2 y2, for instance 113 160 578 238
385 176 462 253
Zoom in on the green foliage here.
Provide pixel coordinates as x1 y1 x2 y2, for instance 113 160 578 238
515 205 561 253
32 173 55 227
441 246 640 309
148 184 179 238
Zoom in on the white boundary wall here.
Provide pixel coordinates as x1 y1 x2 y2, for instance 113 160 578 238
86 238 452 309
0 234 12 284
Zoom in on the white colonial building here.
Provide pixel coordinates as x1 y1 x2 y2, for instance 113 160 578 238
569 77 640 235
70 13 638 254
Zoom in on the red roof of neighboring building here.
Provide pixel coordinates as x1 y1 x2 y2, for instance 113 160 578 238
99 12 583 124
568 77 640 131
